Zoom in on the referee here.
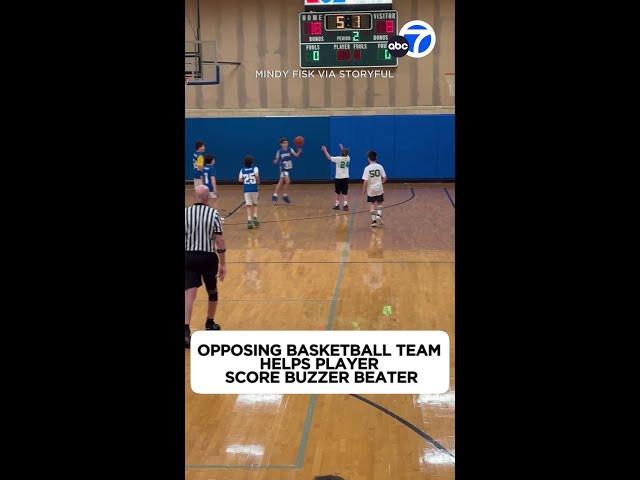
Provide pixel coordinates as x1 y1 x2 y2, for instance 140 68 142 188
185 185 227 348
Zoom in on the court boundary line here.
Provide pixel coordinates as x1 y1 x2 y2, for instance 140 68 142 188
444 187 455 208
290 194 359 468
217 200 246 220
294 394 317 467
325 196 359 331
349 394 455 461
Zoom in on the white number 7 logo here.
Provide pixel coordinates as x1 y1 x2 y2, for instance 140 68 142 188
399 20 436 59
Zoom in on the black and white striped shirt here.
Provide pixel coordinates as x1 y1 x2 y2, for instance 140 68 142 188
185 203 223 252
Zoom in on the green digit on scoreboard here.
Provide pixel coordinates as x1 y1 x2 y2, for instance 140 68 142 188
378 49 390 60
313 50 319 61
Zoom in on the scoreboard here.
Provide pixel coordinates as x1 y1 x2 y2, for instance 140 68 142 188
299 10 398 69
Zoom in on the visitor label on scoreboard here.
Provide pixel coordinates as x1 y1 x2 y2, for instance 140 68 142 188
299 11 399 68
190 330 450 394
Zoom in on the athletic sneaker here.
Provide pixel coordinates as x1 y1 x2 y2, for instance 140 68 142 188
247 221 254 229
272 195 278 205
206 319 221 330
376 214 384 227
343 205 349 211
252 218 260 227
332 205 340 210
283 196 291 204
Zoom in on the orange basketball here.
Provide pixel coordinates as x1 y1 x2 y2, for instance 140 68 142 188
294 136 304 147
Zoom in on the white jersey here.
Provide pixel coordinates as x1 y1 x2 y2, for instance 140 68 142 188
330 155 350 179
362 162 387 196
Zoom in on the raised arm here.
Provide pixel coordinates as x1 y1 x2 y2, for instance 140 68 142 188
320 145 333 161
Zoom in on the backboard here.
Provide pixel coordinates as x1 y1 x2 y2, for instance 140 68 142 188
185 40 220 85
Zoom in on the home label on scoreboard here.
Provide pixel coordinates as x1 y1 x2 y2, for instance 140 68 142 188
299 10 399 69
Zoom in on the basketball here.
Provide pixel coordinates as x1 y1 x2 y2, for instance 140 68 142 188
294 136 304 147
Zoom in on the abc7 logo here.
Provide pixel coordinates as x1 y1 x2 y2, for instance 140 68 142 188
387 20 436 59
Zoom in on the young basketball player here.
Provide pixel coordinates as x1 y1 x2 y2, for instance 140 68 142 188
202 154 219 211
192 141 205 186
238 155 260 229
321 143 350 211
362 150 387 227
272 137 302 205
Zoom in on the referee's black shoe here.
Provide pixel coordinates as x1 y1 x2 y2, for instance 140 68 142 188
206 319 221 330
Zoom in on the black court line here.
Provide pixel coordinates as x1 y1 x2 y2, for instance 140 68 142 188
221 188 416 226
220 200 246 219
349 394 455 461
444 188 455 209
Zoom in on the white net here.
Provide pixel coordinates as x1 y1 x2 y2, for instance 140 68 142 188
445 73 455 96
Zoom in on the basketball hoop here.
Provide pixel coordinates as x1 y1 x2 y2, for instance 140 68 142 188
445 73 455 96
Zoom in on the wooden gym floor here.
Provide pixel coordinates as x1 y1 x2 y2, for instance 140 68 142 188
185 183 455 480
